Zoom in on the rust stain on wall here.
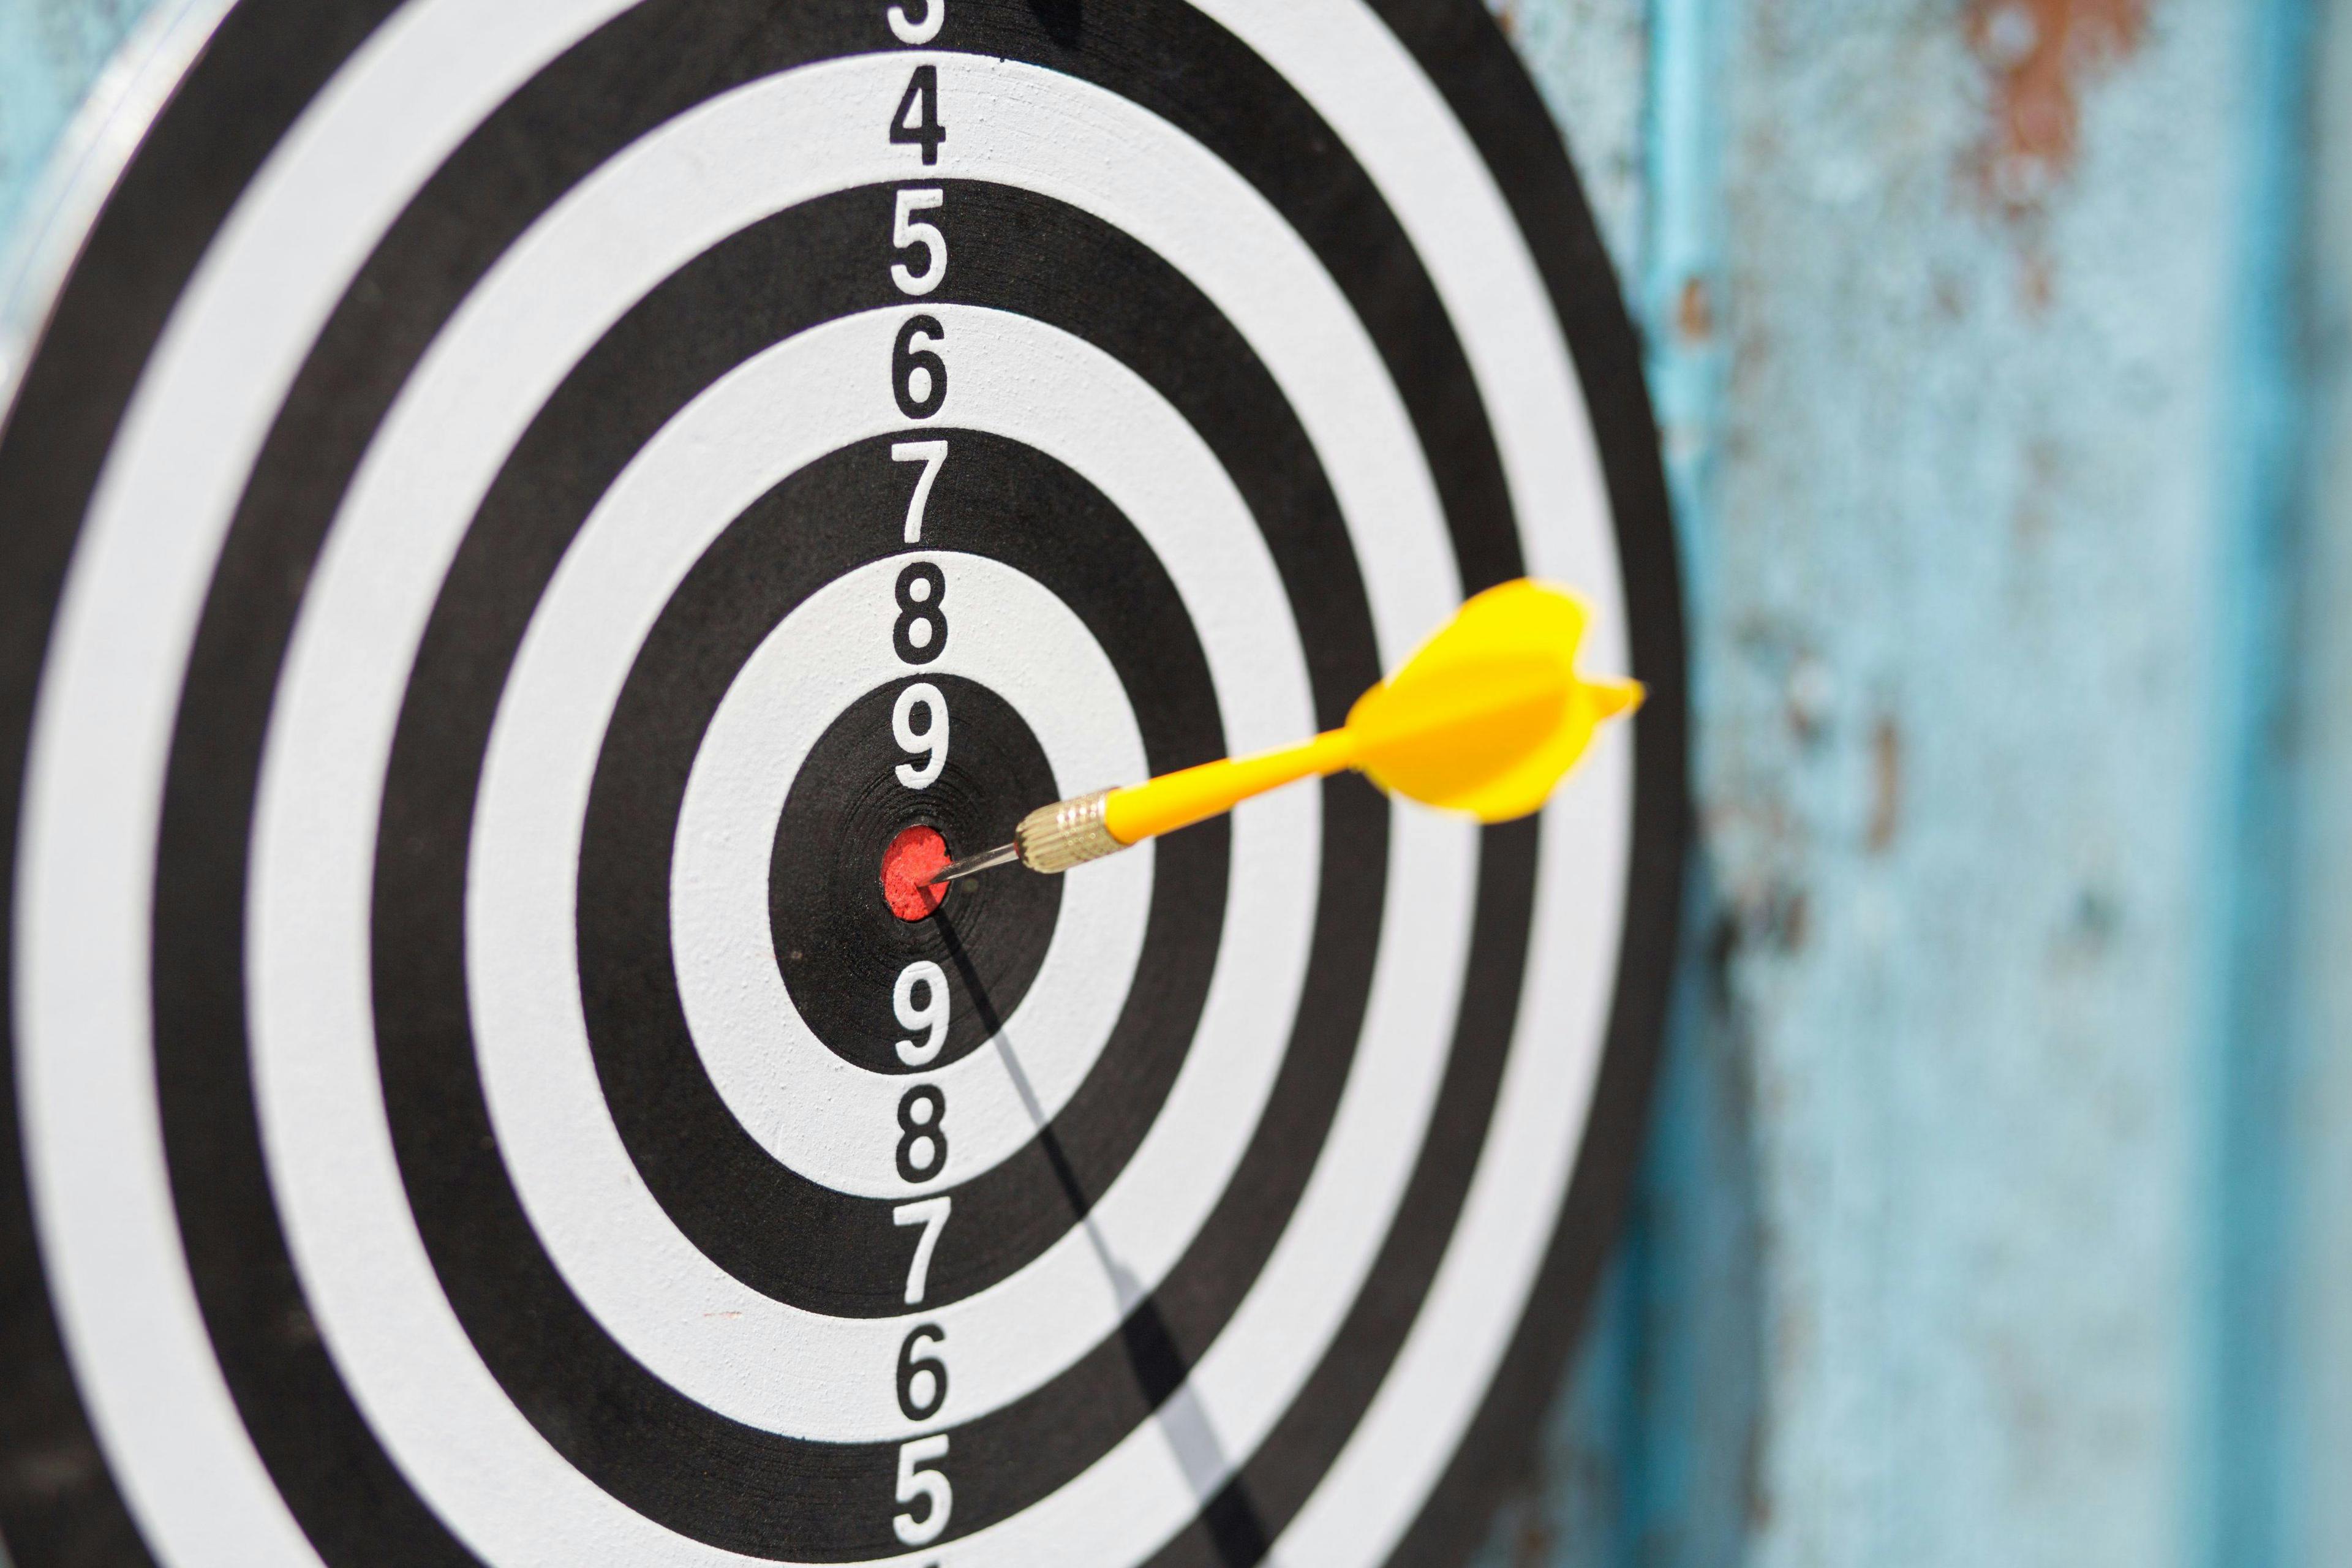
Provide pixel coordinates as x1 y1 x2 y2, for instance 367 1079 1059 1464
1677 276 1716 343
1967 0 2149 217
1867 716 1903 854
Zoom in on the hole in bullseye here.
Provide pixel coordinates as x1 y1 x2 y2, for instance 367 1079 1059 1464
880 825 951 921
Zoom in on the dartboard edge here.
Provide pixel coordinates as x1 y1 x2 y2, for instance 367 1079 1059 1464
0 2 1688 1567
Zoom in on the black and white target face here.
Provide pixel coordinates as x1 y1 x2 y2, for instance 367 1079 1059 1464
0 2 1685 1565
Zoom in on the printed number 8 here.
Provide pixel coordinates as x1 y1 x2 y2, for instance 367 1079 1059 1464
897 1085 948 1182
894 562 946 663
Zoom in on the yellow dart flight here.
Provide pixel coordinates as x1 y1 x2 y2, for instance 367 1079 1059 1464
930 578 1642 886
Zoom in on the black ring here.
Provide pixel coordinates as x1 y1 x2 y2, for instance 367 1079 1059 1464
364 167 1383 1551
561 428 1223 1315
769 672 1064 1076
0 0 1693 1563
168 31 1454 1563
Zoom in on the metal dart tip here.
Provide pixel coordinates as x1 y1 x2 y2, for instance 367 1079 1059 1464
927 841 1021 887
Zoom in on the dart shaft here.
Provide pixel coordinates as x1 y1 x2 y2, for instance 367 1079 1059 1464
926 580 1644 887
929 841 1020 885
925 787 1128 885
1103 729 1356 845
927 733 1359 888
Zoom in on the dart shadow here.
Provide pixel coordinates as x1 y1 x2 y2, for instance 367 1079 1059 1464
930 909 1272 1564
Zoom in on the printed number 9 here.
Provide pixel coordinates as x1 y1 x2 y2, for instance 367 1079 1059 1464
892 682 948 787
894 960 949 1067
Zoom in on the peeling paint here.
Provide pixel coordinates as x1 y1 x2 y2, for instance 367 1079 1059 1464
1967 0 2150 216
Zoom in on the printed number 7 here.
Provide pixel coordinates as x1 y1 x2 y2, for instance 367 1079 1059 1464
893 1196 951 1304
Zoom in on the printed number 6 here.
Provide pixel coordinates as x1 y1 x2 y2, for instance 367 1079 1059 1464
892 189 946 296
894 1434 952 1546
897 1324 949 1421
893 315 947 420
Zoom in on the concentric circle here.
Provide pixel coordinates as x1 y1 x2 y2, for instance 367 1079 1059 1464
776 679 1060 1065
0 2 1685 1566
602 548 1152 1200
571 430 1231 1321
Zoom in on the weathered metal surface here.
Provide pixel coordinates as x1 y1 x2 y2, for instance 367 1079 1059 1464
2 2 2344 1566
1482 2 2340 1567
2290 8 2352 1564
0 0 154 252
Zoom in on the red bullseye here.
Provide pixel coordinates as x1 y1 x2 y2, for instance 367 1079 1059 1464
880 826 951 921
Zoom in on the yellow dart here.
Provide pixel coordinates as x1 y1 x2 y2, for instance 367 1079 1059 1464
929 578 1643 886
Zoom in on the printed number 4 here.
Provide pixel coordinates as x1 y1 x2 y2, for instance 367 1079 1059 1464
891 66 946 165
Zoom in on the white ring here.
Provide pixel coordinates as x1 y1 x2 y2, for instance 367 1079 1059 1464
2 12 1645 1564
291 59 1463 1550
671 552 1146 1197
467 308 1317 1441
29 46 1475 1564
1186 8 1634 1561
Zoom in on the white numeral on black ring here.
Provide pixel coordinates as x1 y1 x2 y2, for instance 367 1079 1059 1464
886 0 944 47
894 1434 953 1545
891 440 947 543
892 682 948 788
892 1196 951 1304
891 188 946 295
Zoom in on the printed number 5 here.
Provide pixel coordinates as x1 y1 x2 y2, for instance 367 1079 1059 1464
895 1434 952 1546
888 0 944 45
892 189 946 295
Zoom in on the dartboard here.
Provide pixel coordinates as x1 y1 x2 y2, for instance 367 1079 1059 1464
0 1 1684 1564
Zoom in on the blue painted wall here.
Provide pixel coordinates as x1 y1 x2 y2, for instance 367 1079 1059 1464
3 1 2343 1564
1479 1 2351 1566
0 0 152 247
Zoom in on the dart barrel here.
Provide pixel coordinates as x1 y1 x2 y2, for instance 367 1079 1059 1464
1016 790 1122 873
